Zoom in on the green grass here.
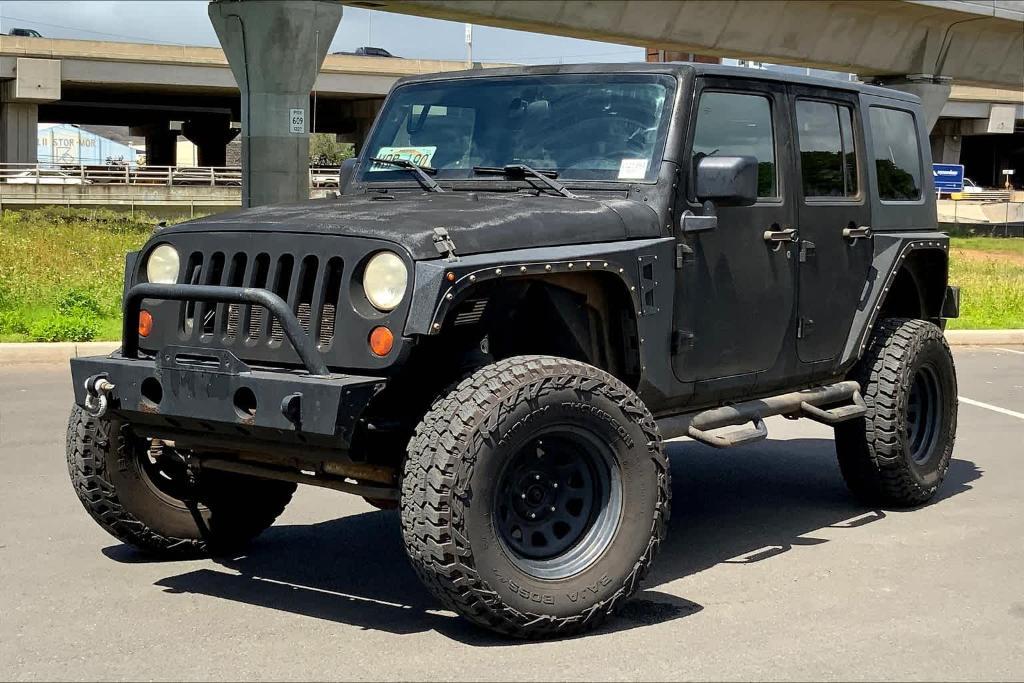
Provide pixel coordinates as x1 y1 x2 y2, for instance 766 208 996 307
946 237 1024 330
0 209 1020 342
949 236 1024 257
0 208 169 342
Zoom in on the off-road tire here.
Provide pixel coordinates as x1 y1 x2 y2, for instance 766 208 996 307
836 318 957 506
67 404 296 556
401 355 670 639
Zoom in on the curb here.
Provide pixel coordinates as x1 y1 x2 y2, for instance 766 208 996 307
0 342 120 365
943 329 1024 346
0 331 1020 365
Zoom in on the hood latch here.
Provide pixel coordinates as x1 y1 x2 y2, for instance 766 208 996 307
432 227 458 262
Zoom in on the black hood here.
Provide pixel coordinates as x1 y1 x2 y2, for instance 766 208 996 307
163 191 662 260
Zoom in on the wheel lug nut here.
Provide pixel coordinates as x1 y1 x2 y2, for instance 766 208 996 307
521 493 526 499
530 512 536 519
553 483 559 489
550 506 556 512
534 474 540 480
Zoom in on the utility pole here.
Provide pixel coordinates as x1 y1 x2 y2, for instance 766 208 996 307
465 23 473 67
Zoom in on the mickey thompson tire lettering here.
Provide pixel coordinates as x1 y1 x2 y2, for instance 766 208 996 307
835 318 958 507
400 355 670 639
66 404 296 556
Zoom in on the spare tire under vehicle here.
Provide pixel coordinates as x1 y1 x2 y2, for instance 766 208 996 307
400 355 671 639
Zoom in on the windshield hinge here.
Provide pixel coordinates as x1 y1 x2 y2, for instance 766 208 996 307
432 227 458 261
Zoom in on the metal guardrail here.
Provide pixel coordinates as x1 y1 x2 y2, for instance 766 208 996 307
0 163 341 188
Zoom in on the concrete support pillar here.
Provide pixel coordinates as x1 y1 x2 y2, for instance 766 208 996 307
930 133 962 165
0 57 60 164
182 117 240 167
335 101 383 156
209 0 342 207
872 76 952 133
0 100 39 164
131 124 178 166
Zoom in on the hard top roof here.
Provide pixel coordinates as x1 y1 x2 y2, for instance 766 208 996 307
394 61 920 104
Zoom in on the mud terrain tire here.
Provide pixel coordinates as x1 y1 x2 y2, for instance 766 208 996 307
67 405 296 556
401 355 670 638
836 318 957 506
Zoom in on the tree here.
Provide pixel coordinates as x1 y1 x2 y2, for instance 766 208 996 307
309 133 355 166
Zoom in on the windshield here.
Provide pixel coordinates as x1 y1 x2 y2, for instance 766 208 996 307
359 73 675 184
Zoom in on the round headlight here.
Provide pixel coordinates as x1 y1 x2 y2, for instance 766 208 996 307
363 251 408 311
146 244 180 284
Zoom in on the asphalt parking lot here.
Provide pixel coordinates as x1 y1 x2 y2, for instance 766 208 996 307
1 346 1022 681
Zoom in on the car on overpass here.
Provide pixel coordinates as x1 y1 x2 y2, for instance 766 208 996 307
66 62 960 639
7 27 42 38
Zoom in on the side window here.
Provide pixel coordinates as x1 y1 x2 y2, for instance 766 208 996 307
868 107 922 201
692 91 777 198
795 100 859 198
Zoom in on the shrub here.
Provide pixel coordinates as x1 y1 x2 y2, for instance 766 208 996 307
27 312 100 342
56 287 103 316
0 310 30 335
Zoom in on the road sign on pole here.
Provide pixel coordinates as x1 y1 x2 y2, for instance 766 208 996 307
932 163 964 193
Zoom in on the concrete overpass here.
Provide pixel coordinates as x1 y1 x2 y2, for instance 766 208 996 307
347 0 1024 88
0 34 485 166
1 0 1021 207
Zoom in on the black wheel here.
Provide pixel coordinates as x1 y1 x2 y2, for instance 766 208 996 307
401 356 670 639
836 318 958 506
66 405 296 557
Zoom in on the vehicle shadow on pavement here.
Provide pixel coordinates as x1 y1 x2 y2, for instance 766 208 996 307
105 437 981 644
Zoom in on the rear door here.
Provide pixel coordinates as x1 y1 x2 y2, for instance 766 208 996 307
790 86 872 365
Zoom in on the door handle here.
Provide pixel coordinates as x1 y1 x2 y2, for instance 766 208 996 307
842 225 873 243
763 227 799 243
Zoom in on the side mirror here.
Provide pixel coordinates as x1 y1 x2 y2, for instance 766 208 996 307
696 155 759 207
338 157 357 193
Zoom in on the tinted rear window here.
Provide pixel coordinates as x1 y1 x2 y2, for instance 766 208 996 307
869 107 921 201
795 100 858 198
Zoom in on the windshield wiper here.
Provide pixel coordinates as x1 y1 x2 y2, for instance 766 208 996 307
472 164 577 199
368 157 444 193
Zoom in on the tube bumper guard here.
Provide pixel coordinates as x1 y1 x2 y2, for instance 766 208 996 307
70 283 386 444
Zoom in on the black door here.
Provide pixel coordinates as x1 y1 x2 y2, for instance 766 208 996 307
789 87 873 365
673 79 798 389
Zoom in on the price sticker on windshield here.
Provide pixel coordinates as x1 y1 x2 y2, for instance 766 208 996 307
618 158 649 180
371 146 437 171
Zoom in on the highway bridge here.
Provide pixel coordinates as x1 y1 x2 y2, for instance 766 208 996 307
349 1 1024 88
0 0 1020 207
0 34 487 170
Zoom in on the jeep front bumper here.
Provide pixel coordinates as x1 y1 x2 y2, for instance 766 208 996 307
70 283 386 449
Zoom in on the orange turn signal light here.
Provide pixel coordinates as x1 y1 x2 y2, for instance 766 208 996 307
138 309 153 338
369 326 394 357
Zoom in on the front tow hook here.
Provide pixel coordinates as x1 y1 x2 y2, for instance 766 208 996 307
83 374 116 418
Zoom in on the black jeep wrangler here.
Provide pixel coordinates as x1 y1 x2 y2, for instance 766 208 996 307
67 63 959 639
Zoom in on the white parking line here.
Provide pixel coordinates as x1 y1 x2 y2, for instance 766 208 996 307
958 396 1024 421
994 347 1024 356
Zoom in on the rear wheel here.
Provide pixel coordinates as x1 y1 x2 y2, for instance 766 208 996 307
67 405 296 556
401 355 670 638
835 318 958 506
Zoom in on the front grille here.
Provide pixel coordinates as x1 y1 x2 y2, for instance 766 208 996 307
179 250 344 351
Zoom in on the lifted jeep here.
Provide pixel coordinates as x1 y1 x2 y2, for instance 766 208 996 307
67 63 959 639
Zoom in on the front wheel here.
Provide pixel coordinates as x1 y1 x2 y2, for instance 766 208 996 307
835 318 958 506
401 356 670 639
67 405 296 556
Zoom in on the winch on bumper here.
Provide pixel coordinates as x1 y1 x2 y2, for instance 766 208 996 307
70 283 386 449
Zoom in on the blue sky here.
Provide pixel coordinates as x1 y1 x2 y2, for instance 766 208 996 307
0 1 646 64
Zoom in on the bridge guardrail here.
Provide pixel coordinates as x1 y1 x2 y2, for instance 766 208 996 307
0 163 340 189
